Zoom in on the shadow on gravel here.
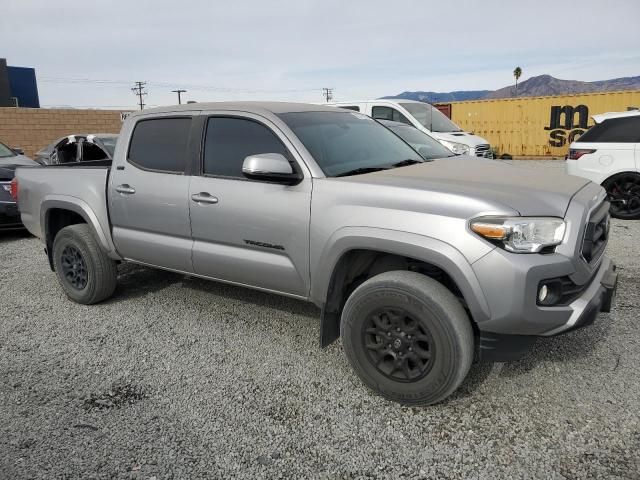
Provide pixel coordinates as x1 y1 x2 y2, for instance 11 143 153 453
446 314 613 400
448 361 495 401
182 275 319 318
108 262 319 319
106 263 185 303
0 229 31 243
499 318 612 377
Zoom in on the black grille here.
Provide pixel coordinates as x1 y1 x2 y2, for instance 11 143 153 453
475 144 491 157
581 201 610 263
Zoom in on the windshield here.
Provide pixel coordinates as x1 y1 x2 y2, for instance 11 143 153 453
400 102 463 133
0 142 16 158
97 136 118 157
388 125 456 159
279 111 422 177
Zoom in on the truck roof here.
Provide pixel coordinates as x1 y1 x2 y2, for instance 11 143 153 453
592 109 640 124
328 99 424 105
132 101 341 117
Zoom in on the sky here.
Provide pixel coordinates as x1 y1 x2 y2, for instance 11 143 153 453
2 0 640 110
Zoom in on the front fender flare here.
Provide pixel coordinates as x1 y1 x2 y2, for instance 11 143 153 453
311 227 492 346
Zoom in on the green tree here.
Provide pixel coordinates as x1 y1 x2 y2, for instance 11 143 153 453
513 67 522 96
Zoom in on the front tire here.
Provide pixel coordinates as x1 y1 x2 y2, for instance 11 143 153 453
52 224 117 304
341 271 474 406
602 172 640 220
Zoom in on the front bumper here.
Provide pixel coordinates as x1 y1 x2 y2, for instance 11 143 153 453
542 257 617 336
472 146 493 158
474 254 617 361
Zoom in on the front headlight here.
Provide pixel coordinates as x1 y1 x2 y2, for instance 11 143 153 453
470 217 566 253
439 140 470 155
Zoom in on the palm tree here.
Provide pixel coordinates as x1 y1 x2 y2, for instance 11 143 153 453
513 67 522 97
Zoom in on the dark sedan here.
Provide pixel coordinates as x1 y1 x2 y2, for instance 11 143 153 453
0 141 39 229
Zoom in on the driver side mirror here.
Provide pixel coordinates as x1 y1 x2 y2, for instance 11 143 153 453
12 147 24 155
242 153 302 185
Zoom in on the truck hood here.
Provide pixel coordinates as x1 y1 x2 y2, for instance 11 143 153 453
429 131 489 147
342 158 591 217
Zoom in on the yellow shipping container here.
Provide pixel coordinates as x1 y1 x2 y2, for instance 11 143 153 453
446 90 640 157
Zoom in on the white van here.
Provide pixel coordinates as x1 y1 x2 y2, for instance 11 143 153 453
329 99 493 158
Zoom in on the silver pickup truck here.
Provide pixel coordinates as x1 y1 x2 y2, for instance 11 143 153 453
13 102 618 405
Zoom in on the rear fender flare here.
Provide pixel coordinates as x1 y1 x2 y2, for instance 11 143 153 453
41 196 121 261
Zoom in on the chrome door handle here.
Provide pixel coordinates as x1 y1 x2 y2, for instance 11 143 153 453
115 184 136 194
191 192 219 204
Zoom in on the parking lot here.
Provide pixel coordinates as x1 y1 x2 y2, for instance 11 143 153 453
1 161 638 479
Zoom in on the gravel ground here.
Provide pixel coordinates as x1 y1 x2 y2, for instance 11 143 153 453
1 160 639 479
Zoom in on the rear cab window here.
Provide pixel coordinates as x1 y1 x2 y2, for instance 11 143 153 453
128 117 192 173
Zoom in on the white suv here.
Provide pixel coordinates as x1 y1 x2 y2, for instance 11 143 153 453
567 110 640 219
329 100 493 158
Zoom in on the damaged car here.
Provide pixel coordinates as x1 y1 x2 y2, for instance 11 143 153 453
34 134 118 165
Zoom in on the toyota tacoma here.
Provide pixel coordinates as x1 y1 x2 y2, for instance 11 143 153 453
13 102 618 405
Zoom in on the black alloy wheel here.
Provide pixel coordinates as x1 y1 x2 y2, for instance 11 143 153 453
604 173 640 220
60 244 88 290
363 307 435 382
341 271 474 406
52 224 117 304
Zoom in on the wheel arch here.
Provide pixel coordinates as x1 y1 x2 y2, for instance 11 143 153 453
313 228 491 347
41 197 120 270
600 169 640 186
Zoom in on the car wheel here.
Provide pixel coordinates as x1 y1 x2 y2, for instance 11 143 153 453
340 271 474 406
52 224 117 304
602 172 640 220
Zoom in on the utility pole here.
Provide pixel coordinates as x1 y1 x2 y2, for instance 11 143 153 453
131 81 147 110
171 89 187 104
322 87 333 103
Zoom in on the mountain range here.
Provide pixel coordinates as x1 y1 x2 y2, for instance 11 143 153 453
383 74 640 103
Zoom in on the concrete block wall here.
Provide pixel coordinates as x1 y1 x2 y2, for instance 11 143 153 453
0 107 128 158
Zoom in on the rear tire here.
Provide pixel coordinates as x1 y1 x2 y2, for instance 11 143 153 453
602 172 640 220
52 224 117 304
341 271 474 406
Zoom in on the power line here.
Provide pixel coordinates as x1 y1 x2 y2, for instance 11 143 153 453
39 75 322 94
131 81 147 110
41 104 149 109
171 89 187 104
322 87 333 102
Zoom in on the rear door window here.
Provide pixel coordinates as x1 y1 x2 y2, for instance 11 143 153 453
128 117 191 173
371 106 412 125
203 117 289 178
578 116 640 143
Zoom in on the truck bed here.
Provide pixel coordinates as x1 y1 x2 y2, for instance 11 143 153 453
43 159 113 168
15 163 112 243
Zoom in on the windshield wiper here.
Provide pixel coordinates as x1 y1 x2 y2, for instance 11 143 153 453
390 159 423 168
335 166 389 177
